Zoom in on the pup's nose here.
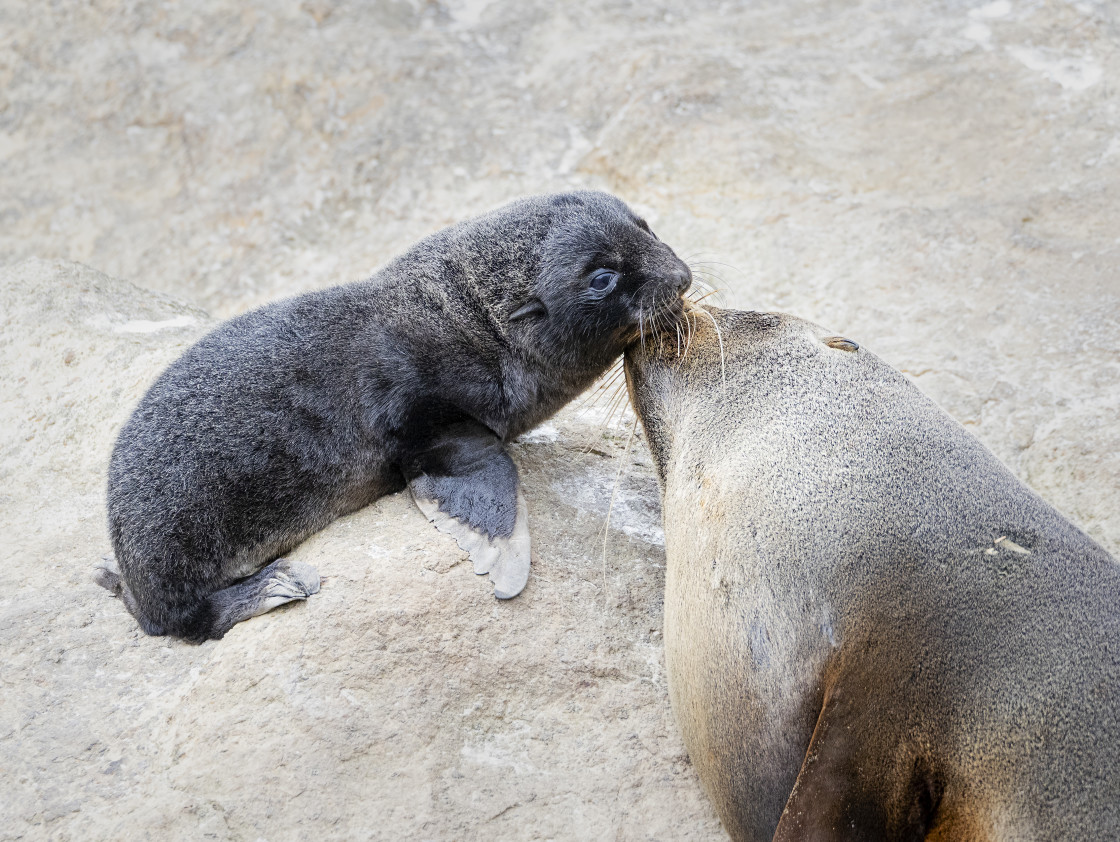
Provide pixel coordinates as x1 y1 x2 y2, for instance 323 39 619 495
673 266 692 294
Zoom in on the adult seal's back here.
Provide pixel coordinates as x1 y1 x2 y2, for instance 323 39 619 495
625 307 1120 841
98 191 691 642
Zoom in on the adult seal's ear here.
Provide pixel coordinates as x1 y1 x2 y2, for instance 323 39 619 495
404 421 532 599
509 298 547 322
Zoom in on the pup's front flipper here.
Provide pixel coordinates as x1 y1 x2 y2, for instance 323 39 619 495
405 422 531 599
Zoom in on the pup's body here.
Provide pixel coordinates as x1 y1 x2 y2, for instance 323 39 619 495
626 307 1120 841
101 191 691 641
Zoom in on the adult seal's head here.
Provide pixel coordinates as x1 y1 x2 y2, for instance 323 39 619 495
99 191 691 642
626 306 1120 840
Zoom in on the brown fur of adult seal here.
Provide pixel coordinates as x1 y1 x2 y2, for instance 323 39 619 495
625 307 1120 841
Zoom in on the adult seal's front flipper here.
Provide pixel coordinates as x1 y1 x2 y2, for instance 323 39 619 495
405 422 531 599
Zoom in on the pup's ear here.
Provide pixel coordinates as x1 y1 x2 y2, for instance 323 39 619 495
509 298 547 321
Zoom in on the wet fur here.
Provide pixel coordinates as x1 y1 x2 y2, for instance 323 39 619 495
626 306 1120 841
105 191 690 642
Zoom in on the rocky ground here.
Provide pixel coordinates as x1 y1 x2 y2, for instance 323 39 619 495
1 1 1118 840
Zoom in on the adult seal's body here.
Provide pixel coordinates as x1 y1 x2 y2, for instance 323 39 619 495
625 307 1120 841
98 191 691 642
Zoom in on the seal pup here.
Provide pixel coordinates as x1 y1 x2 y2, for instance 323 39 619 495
625 307 1120 841
98 191 691 642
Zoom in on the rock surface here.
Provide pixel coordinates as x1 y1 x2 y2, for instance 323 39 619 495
1 1 1118 840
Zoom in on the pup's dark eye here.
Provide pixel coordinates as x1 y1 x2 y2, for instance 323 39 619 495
589 269 619 293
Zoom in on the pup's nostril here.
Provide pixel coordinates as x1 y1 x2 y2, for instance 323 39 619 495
675 267 692 294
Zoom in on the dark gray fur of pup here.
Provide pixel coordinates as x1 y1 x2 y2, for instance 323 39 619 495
102 191 691 642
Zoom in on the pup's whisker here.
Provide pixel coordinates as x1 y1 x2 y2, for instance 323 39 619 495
689 288 726 306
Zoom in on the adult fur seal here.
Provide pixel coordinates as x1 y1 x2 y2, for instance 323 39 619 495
625 307 1120 840
97 191 691 642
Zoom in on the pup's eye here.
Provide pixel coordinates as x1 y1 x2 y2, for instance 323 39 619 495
589 269 619 293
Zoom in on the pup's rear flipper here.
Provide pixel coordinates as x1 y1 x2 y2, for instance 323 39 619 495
94 553 320 641
205 558 321 640
406 421 531 599
94 553 165 636
93 553 123 593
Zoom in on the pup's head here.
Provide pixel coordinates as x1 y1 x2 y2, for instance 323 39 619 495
505 191 692 372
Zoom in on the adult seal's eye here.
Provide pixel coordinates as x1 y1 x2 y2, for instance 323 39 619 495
588 269 619 295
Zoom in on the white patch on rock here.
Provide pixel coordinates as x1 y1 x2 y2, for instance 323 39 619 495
1007 46 1102 91
445 0 497 28
460 733 535 775
519 423 560 443
971 0 1011 19
962 21 992 48
365 542 391 559
552 468 665 547
110 315 198 334
557 125 592 175
849 65 885 90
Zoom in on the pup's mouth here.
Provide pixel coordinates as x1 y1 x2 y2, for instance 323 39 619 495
661 291 687 321
625 288 689 346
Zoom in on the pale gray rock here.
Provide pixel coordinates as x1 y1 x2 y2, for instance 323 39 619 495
1 0 1118 838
